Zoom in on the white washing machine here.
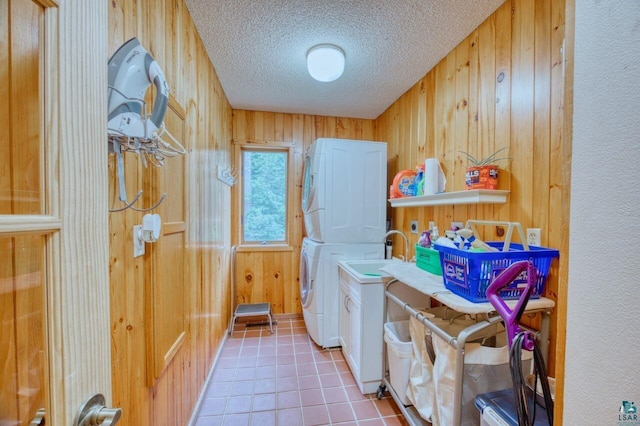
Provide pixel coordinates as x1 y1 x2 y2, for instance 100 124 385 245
302 138 387 244
300 238 383 348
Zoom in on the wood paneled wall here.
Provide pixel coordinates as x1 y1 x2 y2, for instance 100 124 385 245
108 0 233 424
231 111 375 314
375 0 568 376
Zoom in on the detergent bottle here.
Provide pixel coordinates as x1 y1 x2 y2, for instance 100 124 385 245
415 164 425 196
430 225 439 245
390 169 418 198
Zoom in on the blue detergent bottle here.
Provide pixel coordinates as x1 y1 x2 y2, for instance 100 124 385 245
415 165 425 196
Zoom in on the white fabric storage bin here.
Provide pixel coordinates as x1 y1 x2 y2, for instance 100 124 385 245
406 307 482 424
384 321 412 405
432 329 533 426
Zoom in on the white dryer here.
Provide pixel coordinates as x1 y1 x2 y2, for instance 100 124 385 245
300 238 383 348
302 138 387 243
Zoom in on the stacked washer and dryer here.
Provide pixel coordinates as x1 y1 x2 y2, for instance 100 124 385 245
300 138 388 348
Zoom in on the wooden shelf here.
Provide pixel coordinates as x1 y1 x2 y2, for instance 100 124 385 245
388 189 509 207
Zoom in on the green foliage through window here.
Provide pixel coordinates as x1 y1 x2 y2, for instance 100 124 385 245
242 149 287 242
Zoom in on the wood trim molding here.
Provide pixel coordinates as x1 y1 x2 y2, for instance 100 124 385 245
232 142 296 246
35 0 59 8
0 215 62 235
162 221 186 236
555 0 575 423
234 244 294 253
233 139 295 148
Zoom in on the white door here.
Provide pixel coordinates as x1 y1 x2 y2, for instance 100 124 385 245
0 2 112 425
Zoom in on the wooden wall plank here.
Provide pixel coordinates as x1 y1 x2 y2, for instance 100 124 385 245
108 0 152 421
454 37 470 194
548 0 568 386
534 0 552 237
166 0 182 105
108 0 124 56
554 0 571 419
437 51 457 230
147 0 166 66
477 14 497 231
465 29 480 222
408 84 418 168
182 0 204 416
415 78 429 229
494 0 513 225
454 33 471 232
0 1 9 215
510 0 535 227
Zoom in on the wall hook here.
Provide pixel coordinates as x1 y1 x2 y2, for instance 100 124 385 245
109 140 167 213
109 190 167 213
217 164 237 186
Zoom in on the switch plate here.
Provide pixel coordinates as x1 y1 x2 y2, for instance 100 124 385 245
527 228 541 246
410 220 419 234
133 225 145 257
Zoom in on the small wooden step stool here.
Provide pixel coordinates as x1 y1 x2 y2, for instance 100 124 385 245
228 302 274 335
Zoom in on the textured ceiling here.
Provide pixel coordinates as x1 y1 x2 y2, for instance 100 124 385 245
184 0 504 119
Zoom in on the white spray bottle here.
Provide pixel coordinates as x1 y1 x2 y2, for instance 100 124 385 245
456 228 499 252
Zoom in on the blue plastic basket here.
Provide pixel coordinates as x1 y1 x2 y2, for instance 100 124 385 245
434 242 559 303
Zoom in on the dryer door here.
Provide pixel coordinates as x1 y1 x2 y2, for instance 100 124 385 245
302 150 323 241
299 247 314 309
302 153 312 213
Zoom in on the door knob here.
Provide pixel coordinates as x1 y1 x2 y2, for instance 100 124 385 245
74 393 122 426
29 408 46 425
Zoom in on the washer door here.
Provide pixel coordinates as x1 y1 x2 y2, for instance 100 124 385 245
299 247 314 309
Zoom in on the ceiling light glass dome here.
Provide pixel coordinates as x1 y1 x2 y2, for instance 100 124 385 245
306 44 345 82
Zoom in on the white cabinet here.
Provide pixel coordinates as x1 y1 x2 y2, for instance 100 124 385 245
338 267 385 394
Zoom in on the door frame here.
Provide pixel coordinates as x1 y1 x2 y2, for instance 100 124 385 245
44 2 112 424
1 1 110 424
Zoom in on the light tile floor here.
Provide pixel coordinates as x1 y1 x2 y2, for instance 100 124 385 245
193 317 409 426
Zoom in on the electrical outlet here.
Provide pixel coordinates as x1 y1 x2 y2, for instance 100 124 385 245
133 225 145 257
451 221 463 231
527 228 541 246
428 221 435 230
410 220 419 234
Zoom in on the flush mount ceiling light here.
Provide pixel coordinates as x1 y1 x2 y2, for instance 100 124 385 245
306 44 345 82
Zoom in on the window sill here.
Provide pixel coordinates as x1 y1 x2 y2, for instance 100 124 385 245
235 244 294 253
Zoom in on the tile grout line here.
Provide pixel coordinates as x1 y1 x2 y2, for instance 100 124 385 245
275 318 288 425
296 323 308 426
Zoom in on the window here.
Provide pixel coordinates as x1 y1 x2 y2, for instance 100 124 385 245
241 148 288 244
